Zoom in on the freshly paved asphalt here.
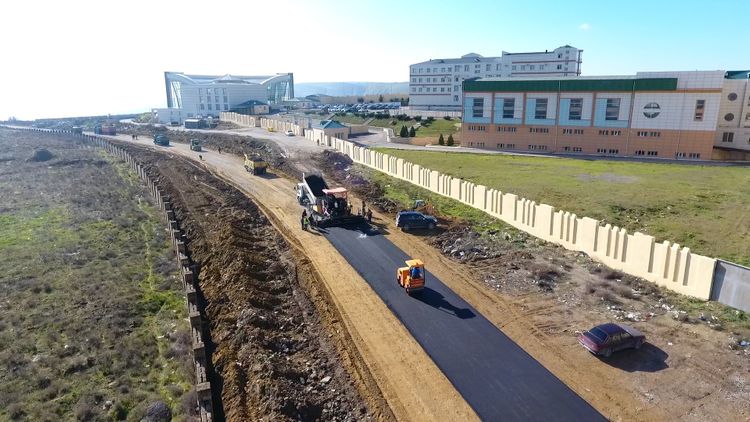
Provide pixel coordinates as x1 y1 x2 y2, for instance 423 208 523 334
321 222 605 421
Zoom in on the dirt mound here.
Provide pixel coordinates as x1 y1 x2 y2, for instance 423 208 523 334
121 143 372 422
27 148 54 162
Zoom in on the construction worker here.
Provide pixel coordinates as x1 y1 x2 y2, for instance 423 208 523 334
410 265 421 279
199 154 204 161
301 209 307 230
218 147 222 154
366 209 373 223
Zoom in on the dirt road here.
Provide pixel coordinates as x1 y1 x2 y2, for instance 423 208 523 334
107 130 750 421
107 135 479 422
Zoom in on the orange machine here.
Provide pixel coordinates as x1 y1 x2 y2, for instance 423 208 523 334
396 259 425 295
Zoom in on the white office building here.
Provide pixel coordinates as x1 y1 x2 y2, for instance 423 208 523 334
153 72 294 124
409 45 582 110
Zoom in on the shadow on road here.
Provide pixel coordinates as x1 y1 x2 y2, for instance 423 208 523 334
599 343 669 372
259 172 280 179
414 287 476 319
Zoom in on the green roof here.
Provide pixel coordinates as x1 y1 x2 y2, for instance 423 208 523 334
464 78 678 93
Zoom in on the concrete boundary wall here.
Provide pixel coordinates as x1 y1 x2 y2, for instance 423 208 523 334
4 126 215 421
215 115 722 301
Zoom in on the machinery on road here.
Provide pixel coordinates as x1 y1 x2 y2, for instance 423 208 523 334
94 123 116 135
190 139 202 151
296 173 364 227
396 259 425 295
243 153 268 175
153 134 170 146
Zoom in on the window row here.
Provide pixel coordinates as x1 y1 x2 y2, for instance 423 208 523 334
636 131 661 137
597 148 620 154
598 129 622 136
528 144 548 151
634 150 659 156
562 146 583 152
529 127 549 133
675 152 702 159
413 87 452 93
496 143 516 149
199 103 229 111
467 125 486 131
562 128 584 135
198 88 227 96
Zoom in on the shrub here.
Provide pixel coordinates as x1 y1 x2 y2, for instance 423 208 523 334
447 134 454 146
409 126 416 137
438 134 445 145
399 125 408 137
444 116 452 120
425 116 435 123
414 116 422 122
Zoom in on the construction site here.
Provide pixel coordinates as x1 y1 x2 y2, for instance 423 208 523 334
1 122 749 422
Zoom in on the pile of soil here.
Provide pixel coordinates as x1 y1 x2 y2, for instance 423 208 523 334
27 148 54 162
120 143 371 421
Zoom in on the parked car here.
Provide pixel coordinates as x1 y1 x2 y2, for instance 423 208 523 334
285 130 294 136
395 211 437 231
578 323 645 357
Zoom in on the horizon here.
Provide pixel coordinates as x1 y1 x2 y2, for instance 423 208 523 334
3 0 749 120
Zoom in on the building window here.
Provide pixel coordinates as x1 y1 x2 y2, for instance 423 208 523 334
411 78 416 82
569 98 583 120
200 104 205 110
472 98 484 118
198 88 203 96
467 125 486 131
557 64 562 70
502 98 515 119
647 151 658 156
511 65 516 71
411 87 416 93
418 88 422 92
223 96 228 103
426 68 430 73
433 87 437 92
534 98 548 119
497 126 517 132
694 99 705 121
207 104 212 110
527 145 548 151
454 95 459 101
605 98 620 120
486 64 491 71
725 113 735 122
635 150 645 156
455 65 460 71
637 131 661 137
728 92 738 101
529 127 549 133
419 68 423 73
563 146 571 151
464 65 469 71
447 87 451 92
224 104 228 110
722 132 734 142
676 152 686 158
746 112 750 121
441 87 445 92
573 147 582 152
689 153 701 159
608 149 619 154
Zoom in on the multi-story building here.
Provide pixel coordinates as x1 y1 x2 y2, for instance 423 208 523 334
409 45 582 110
153 71 294 124
460 70 750 160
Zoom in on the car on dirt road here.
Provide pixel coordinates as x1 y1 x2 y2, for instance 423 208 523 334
578 323 645 357
395 211 437 231
285 130 294 136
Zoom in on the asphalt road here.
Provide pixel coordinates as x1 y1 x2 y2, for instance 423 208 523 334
321 222 605 421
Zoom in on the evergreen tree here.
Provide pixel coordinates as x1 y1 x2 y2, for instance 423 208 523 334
438 133 445 145
447 134 455 146
399 125 408 137
409 126 416 137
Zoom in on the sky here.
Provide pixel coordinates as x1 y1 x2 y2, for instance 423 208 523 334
2 0 748 120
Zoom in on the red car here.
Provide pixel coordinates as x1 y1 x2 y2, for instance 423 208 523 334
578 323 645 357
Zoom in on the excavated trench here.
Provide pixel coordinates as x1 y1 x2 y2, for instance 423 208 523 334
118 143 380 421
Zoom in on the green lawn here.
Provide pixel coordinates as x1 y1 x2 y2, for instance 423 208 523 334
372 149 750 266
369 118 461 138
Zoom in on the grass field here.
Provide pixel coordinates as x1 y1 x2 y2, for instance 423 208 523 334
321 113 461 138
0 131 193 421
372 149 750 266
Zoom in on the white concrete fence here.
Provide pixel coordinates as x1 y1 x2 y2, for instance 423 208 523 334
219 113 719 300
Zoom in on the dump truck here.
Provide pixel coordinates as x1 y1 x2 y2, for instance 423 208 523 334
296 173 365 227
243 153 267 175
190 139 202 151
153 134 170 146
94 123 116 135
396 259 425 295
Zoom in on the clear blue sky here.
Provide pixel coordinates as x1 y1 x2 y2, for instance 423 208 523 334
2 0 748 119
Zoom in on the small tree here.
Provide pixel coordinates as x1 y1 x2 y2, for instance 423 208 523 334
378 94 384 102
409 126 416 137
357 97 365 103
438 134 445 145
399 125 408 137
447 134 454 146
414 115 422 122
